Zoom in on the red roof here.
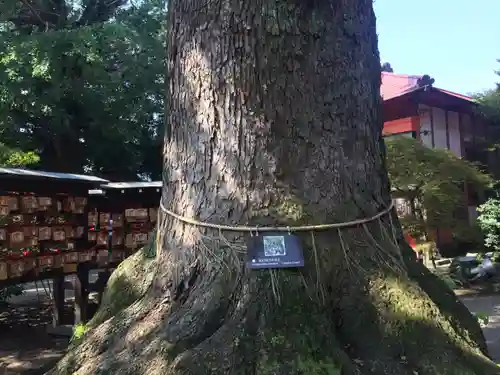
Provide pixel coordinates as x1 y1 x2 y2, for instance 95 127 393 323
381 72 421 100
381 72 474 102
434 87 474 102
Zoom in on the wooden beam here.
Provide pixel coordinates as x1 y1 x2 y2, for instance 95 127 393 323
95 269 111 305
430 107 435 147
458 113 465 158
74 264 90 324
445 110 450 149
52 272 65 326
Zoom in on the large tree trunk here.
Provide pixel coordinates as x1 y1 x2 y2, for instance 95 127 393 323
49 0 499 374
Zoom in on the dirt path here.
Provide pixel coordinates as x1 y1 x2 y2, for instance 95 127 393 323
1 288 499 374
0 272 104 375
0 301 69 375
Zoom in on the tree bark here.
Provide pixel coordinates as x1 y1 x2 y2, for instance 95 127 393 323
49 0 499 374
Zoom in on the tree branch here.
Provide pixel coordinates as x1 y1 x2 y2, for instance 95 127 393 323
76 0 128 26
20 0 51 31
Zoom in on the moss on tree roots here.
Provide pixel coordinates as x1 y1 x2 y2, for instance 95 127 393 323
46 223 500 375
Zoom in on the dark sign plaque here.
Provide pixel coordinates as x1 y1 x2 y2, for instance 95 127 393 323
247 233 304 269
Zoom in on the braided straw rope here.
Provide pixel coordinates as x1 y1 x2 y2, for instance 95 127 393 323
159 200 394 232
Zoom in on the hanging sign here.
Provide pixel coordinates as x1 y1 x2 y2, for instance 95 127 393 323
246 233 304 269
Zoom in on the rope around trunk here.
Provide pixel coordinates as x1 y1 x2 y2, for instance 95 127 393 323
159 200 394 232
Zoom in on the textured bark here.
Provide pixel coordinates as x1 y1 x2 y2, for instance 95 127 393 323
49 0 499 374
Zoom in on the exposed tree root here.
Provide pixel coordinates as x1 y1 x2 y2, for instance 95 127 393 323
47 224 500 375
89 246 156 328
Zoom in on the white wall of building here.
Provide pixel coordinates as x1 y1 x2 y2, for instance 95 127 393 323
433 107 448 150
418 106 433 147
448 111 461 157
418 104 469 158
419 105 478 225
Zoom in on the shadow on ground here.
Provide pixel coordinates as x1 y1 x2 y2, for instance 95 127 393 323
460 294 500 363
1 288 499 373
0 301 70 375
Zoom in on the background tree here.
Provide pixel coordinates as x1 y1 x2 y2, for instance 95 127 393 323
381 62 394 72
477 195 500 251
0 143 38 302
475 59 500 123
50 1 497 375
472 59 500 179
0 0 165 180
0 143 39 168
475 89 500 123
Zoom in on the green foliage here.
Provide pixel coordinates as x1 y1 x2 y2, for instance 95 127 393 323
0 0 165 180
474 312 490 327
474 57 500 126
71 322 88 344
0 143 39 167
477 197 500 250
452 222 484 244
381 62 393 72
444 222 485 256
473 61 500 178
0 126 38 302
386 136 491 238
475 89 500 125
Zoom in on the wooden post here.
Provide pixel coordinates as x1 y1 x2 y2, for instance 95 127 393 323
52 272 65 326
96 269 111 305
95 216 113 305
74 263 90 324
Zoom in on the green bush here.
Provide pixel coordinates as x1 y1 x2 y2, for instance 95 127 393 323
452 223 484 248
474 312 490 327
437 240 474 258
477 198 500 250
435 224 485 258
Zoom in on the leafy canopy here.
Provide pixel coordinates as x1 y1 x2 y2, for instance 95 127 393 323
0 0 165 180
0 144 39 168
385 136 491 235
473 59 500 170
381 62 393 73
474 59 500 123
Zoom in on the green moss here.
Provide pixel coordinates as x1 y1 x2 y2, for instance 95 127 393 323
249 195 309 225
275 196 306 222
256 273 343 375
366 273 498 375
49 206 500 375
89 246 155 328
405 252 489 352
296 357 341 375
70 322 89 345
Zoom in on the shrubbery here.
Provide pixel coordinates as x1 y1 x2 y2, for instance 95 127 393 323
386 137 490 246
477 198 500 251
